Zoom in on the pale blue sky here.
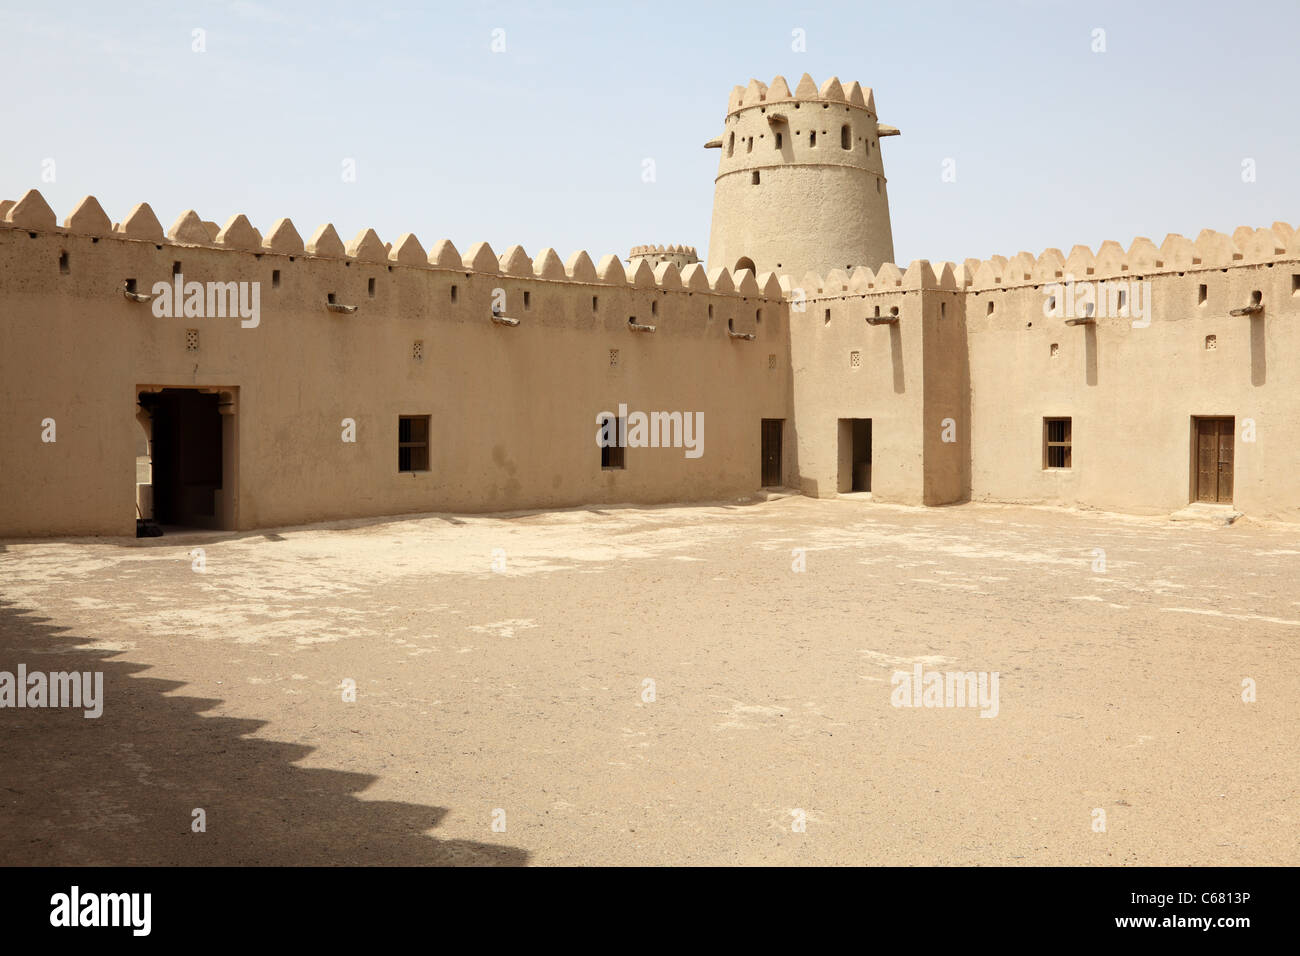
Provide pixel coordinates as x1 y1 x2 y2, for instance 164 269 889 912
2 0 1295 268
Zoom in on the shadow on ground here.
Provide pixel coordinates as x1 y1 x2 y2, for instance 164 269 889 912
0 600 527 866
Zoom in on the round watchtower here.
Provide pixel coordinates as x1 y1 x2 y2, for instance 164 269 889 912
704 73 898 280
626 244 700 271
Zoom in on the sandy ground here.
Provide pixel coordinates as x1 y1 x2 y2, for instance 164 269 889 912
1 496 1297 866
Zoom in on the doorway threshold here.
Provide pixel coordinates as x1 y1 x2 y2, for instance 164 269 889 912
1170 502 1242 526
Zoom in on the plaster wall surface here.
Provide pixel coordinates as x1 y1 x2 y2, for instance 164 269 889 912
0 212 791 537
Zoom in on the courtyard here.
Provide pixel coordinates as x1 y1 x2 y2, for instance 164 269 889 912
1 496 1296 866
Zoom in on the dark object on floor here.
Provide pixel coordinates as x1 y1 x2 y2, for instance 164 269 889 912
136 504 163 538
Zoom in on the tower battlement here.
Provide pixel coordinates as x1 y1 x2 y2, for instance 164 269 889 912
706 73 897 282
723 74 878 117
627 244 700 270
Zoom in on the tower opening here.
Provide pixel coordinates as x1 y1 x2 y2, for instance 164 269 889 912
735 257 756 274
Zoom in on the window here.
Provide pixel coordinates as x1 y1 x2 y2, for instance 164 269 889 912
1043 418 1072 469
775 132 783 149
600 414 625 470
727 132 734 157
752 171 760 185
59 251 69 274
987 300 994 316
809 131 816 147
841 124 851 149
272 269 281 288
524 290 531 310
450 284 458 303
398 415 430 472
368 277 376 298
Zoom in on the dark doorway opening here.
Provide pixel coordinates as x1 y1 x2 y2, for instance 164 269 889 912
1193 416 1234 503
838 418 872 492
761 419 783 487
138 389 225 529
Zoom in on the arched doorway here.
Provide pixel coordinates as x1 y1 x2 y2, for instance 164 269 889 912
734 256 756 274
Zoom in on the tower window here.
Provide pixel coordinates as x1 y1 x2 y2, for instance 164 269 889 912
752 171 760 185
841 124 851 149
747 136 753 153
987 301 995 316
809 131 816 147
727 132 734 157
775 132 783 149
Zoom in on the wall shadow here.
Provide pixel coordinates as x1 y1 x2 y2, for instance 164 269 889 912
890 323 905 393
1250 315 1266 386
0 600 528 866
1084 324 1098 387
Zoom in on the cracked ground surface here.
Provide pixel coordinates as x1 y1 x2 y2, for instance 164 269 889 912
1 496 1296 865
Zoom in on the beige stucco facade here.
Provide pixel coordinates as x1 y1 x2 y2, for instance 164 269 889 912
2 73 1298 537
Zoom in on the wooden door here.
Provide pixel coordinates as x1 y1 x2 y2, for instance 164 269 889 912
1195 417 1234 503
761 419 783 487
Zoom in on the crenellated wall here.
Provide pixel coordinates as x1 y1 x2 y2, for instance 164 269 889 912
957 225 1300 521
783 223 1300 521
0 189 793 537
3 180 1298 535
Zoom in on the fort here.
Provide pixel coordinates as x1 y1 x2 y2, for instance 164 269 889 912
2 72 1298 537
